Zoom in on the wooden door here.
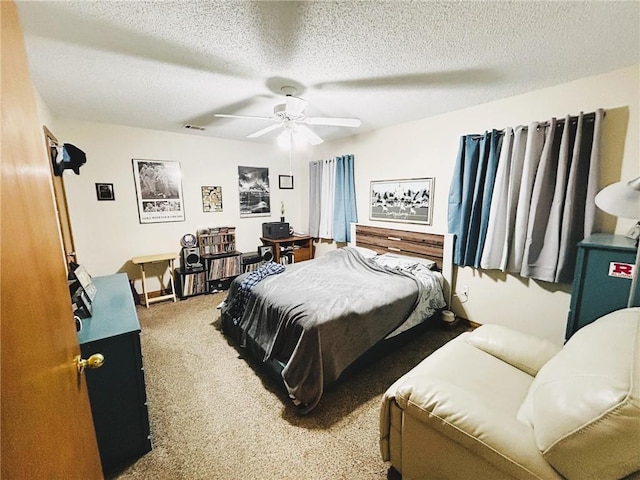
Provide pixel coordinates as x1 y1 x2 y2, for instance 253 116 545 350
0 2 103 478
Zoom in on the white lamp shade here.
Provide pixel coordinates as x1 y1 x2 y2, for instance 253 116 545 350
595 177 640 220
277 130 292 149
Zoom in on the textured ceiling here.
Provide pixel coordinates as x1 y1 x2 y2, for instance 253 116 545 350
16 1 640 145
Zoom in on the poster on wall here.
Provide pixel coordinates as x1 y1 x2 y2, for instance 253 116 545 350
132 159 185 223
370 177 434 225
238 166 271 217
201 186 223 212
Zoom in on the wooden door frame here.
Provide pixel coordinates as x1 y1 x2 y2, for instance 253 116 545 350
44 125 77 271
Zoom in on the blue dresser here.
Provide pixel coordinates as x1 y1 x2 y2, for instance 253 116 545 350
77 273 152 473
566 233 639 340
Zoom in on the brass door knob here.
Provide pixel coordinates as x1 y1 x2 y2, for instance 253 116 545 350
75 353 104 375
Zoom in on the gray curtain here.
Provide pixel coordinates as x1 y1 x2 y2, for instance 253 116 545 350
308 155 357 242
554 110 603 283
448 109 603 284
308 160 323 238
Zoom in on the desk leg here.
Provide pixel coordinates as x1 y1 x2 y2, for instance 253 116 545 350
140 264 149 308
168 259 177 303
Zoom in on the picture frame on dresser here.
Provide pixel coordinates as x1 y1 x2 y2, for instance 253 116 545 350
71 264 97 301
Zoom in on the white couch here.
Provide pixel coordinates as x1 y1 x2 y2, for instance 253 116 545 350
380 308 640 480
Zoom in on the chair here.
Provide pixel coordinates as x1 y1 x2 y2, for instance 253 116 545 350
380 308 640 480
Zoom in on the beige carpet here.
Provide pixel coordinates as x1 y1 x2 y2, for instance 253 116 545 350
111 293 467 480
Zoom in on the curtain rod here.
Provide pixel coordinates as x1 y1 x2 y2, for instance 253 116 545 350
534 110 601 129
468 110 604 138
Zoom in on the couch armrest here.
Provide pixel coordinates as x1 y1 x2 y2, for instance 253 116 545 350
466 325 561 377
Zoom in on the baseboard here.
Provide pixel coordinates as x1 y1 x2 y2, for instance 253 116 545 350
463 317 481 330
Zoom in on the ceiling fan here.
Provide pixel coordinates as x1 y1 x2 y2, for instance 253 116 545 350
213 86 361 146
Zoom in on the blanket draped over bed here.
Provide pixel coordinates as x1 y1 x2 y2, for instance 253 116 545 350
221 247 444 413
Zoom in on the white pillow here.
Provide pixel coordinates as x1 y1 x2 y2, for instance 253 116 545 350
372 253 437 270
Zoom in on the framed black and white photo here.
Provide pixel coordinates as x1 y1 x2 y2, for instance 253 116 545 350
370 178 434 225
201 186 223 212
279 175 294 190
95 183 115 201
238 166 270 217
70 264 97 302
132 159 185 224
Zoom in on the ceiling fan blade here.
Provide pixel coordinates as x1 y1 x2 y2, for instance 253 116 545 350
247 123 283 139
312 69 499 90
295 125 324 145
305 117 362 128
285 96 307 116
214 113 274 121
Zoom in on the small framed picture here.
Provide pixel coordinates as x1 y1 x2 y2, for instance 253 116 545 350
279 175 294 190
201 186 223 212
95 183 115 201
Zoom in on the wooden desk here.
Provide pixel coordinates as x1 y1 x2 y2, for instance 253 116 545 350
131 252 178 308
260 235 314 264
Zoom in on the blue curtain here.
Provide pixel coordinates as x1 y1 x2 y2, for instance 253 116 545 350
333 154 357 243
448 130 503 267
448 110 602 282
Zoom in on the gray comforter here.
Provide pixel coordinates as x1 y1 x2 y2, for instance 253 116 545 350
222 247 442 412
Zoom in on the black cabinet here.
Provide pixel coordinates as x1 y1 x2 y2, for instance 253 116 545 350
175 266 207 299
77 273 151 473
203 252 241 292
566 233 639 340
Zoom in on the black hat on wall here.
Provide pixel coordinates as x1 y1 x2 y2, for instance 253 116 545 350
62 143 86 175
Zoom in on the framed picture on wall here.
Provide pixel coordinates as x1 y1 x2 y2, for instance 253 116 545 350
132 159 185 223
201 186 223 212
238 166 270 217
279 175 294 189
95 183 115 201
370 177 434 225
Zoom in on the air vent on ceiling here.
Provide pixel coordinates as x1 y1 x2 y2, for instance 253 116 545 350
183 124 206 131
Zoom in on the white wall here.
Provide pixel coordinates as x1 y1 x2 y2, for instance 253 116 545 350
47 120 308 293
46 65 638 344
313 65 639 344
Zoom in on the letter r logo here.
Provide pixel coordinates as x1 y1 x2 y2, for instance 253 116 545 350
609 262 634 279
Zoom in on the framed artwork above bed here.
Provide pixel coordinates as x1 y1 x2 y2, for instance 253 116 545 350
370 177 434 225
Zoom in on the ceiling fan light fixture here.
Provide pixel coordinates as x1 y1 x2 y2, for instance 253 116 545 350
277 130 292 149
216 87 358 145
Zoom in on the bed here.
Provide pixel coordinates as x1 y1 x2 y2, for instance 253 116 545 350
220 224 453 413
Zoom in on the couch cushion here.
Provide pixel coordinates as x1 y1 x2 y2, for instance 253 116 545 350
528 307 640 480
467 324 562 377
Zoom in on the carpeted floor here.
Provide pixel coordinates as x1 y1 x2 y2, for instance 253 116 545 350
110 293 468 480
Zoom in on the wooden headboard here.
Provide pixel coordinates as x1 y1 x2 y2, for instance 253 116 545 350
354 224 453 305
355 224 445 269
